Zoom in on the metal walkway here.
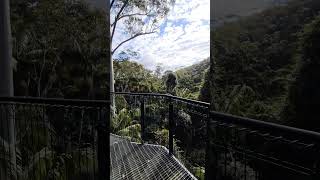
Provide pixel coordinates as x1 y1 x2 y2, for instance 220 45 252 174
110 134 196 180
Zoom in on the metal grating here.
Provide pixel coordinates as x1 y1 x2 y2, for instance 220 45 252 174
110 135 197 180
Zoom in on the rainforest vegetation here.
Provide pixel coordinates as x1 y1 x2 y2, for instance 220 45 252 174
4 0 208 179
3 0 320 179
206 0 320 131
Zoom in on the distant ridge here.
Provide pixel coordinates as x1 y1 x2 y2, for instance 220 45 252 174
212 0 290 27
175 58 209 98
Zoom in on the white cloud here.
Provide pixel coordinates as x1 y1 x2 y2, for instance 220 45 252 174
113 0 210 71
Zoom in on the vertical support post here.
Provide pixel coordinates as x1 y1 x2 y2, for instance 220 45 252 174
0 1 16 180
205 111 215 180
97 0 111 179
140 97 145 143
0 0 13 96
97 106 110 180
205 111 211 180
169 98 174 155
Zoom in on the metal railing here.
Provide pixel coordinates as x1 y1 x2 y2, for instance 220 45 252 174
207 111 320 180
1 93 320 180
112 92 320 180
0 96 110 180
112 92 209 179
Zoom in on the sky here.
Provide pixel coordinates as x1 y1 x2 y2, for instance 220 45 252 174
112 0 210 71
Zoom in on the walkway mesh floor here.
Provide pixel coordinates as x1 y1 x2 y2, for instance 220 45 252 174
110 135 196 180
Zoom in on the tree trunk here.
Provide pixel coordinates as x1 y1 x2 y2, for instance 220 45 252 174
109 16 115 115
0 0 16 179
110 57 115 115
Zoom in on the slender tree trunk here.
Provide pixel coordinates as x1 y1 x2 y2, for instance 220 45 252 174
110 56 115 115
109 17 115 115
0 0 16 179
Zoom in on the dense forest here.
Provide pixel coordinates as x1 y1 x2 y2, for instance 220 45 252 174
206 0 320 131
3 0 320 179
11 0 109 99
10 0 320 135
10 0 208 101
176 58 209 99
9 0 320 129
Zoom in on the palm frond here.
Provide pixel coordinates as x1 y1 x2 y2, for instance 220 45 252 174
117 124 141 141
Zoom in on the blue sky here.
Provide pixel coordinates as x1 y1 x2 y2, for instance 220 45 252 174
112 0 210 71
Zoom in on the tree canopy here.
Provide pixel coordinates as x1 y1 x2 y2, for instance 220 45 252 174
205 0 320 123
110 0 175 55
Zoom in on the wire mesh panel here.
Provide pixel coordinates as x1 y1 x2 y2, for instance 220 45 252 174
110 92 320 180
112 93 169 147
111 93 197 180
0 97 109 180
171 98 209 180
143 95 169 147
112 93 142 143
207 112 320 180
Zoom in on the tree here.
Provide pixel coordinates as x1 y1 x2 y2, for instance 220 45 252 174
165 72 177 95
11 0 109 99
176 58 209 99
154 63 164 78
114 60 162 92
205 0 320 120
110 0 175 55
109 0 174 109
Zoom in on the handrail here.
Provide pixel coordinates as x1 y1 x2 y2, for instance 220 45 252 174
111 92 210 107
2 93 319 179
0 96 110 107
5 94 318 141
112 92 320 141
211 111 320 142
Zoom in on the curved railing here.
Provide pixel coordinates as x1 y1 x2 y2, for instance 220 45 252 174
1 94 320 180
111 92 320 180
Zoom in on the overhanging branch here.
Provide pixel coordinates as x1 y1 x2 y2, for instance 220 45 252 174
111 13 151 27
111 0 129 42
110 0 115 9
112 31 156 55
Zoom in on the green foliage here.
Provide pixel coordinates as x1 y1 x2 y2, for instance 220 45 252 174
112 108 141 142
282 15 320 131
165 72 177 95
1 107 98 180
111 0 175 54
176 58 209 100
192 166 205 180
154 129 169 146
206 0 320 122
114 60 163 92
11 0 108 99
